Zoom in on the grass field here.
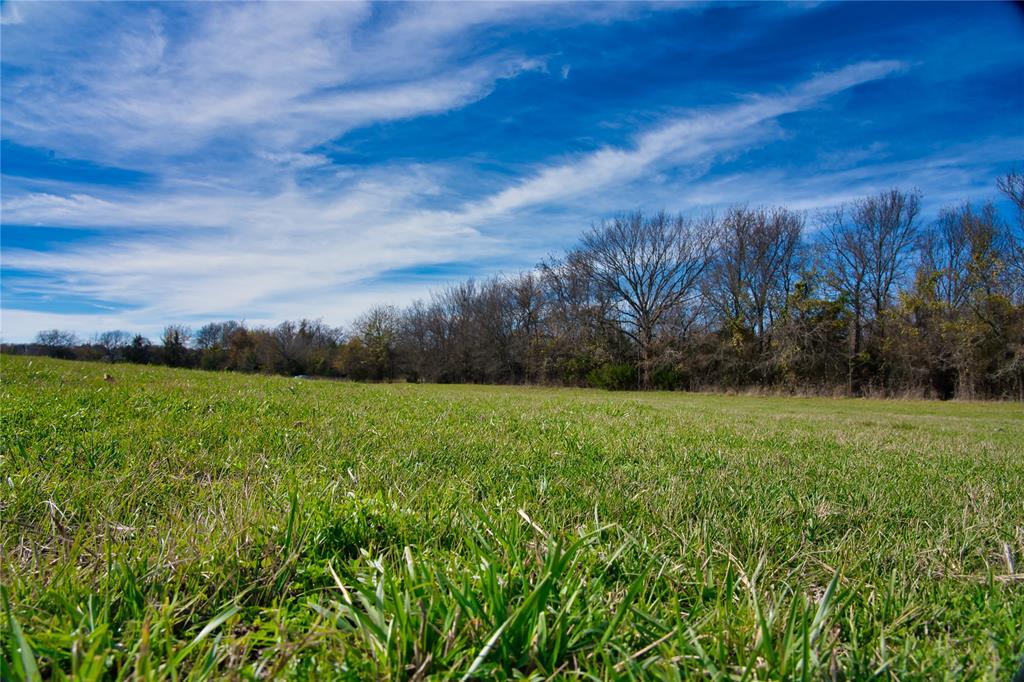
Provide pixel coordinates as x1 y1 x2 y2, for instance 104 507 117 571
2 355 1023 680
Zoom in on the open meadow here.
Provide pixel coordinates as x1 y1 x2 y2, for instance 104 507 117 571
2 355 1023 680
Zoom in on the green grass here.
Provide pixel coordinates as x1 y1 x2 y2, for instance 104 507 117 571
2 355 1023 680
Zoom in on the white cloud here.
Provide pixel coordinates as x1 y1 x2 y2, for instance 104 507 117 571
258 152 331 170
460 60 907 219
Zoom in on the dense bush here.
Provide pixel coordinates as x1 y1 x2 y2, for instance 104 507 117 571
586 363 638 391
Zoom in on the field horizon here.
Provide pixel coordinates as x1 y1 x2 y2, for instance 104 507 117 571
3 354 1023 679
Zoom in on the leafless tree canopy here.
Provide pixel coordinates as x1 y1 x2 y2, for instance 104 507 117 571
709 207 803 347
997 169 1024 289
34 329 78 350
572 211 716 386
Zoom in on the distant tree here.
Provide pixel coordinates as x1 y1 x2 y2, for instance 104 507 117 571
34 329 78 359
896 200 1020 398
124 334 152 364
350 305 401 380
507 272 546 382
705 206 804 382
226 326 259 372
35 329 77 348
461 278 524 383
94 330 132 362
572 210 717 388
161 325 192 368
193 321 243 369
194 323 218 352
435 281 482 382
997 169 1024 222
539 250 624 385
820 189 921 390
997 170 1024 300
772 269 849 389
296 318 342 374
260 319 340 375
395 299 441 382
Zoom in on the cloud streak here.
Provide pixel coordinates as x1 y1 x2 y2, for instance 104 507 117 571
465 61 908 218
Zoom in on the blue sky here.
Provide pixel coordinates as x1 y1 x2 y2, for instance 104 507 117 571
1 1 1022 342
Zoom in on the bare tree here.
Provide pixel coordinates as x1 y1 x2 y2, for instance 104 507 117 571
467 278 518 382
921 207 972 311
433 280 479 382
997 169 1024 222
194 321 242 350
536 251 622 383
35 329 78 348
821 189 921 388
707 206 804 355
95 330 132 361
574 210 717 388
997 170 1024 300
507 272 546 382
864 190 922 319
396 299 443 382
261 319 341 375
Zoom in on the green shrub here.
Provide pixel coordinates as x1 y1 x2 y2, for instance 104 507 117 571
651 365 683 390
586 363 637 390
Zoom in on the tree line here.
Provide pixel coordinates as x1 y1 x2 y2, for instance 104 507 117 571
10 172 1024 399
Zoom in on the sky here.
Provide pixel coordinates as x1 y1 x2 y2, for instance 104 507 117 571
1 1 1022 342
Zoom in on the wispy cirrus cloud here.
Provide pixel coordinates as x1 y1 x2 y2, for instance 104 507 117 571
0 3 547 164
464 61 908 218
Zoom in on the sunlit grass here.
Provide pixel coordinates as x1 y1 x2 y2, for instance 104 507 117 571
2 355 1022 679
